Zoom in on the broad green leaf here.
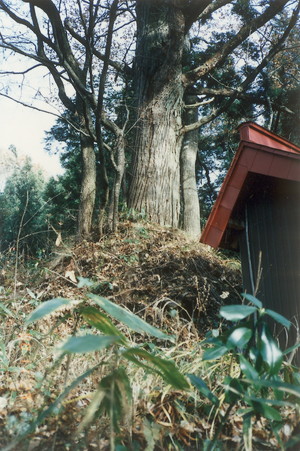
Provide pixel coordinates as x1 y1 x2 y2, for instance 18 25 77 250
89 294 174 342
227 327 252 349
59 334 120 354
246 396 295 409
122 348 189 390
243 378 300 398
202 345 228 361
258 323 282 374
80 306 126 343
249 400 281 421
26 298 73 324
203 329 220 345
249 346 264 373
220 305 257 321
237 407 253 416
224 377 245 403
265 309 291 330
202 335 223 346
239 355 259 379
242 293 263 308
187 374 219 406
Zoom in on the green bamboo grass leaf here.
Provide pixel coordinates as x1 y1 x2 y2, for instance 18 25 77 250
227 327 252 349
81 306 127 343
187 374 219 406
239 355 259 379
26 298 73 324
220 305 257 321
243 379 300 398
245 396 296 408
258 323 282 374
265 309 291 329
249 400 282 421
242 293 263 308
202 345 228 361
122 348 189 390
89 294 174 342
122 349 154 373
224 377 245 403
59 334 120 354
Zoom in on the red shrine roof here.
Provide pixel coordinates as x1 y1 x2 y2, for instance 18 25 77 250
200 122 300 249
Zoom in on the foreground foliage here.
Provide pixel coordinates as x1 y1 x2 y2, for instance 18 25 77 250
0 224 299 450
1 288 299 450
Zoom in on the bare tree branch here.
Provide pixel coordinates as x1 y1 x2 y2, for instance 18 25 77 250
0 63 42 75
181 0 300 133
184 97 215 108
64 20 132 76
183 0 291 86
22 0 96 106
198 0 233 22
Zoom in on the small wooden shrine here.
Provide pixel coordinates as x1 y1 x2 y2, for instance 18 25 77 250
200 122 300 359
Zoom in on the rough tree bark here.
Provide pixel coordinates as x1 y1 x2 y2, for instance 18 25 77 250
128 0 185 227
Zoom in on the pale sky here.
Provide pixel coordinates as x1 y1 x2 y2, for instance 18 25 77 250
0 95 64 185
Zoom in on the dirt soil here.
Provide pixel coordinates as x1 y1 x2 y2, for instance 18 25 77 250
37 220 242 335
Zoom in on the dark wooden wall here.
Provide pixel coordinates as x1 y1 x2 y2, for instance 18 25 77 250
239 174 300 364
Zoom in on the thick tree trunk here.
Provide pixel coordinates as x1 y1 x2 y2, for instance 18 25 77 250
181 95 201 238
128 0 185 227
78 133 96 238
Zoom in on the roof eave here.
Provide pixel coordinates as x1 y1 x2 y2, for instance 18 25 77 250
200 123 300 249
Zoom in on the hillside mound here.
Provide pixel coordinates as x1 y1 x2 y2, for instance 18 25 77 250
1 221 299 450
39 220 242 336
